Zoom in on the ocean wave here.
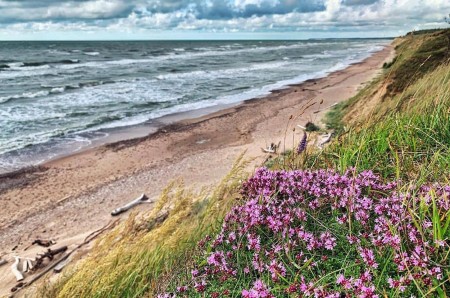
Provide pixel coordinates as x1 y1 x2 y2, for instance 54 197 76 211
84 51 100 56
155 60 292 80
0 90 50 104
21 59 80 67
50 87 65 94
1 80 114 104
63 42 326 69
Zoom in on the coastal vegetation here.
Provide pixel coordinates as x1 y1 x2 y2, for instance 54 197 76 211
39 29 449 297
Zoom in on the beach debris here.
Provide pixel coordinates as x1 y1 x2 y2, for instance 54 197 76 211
11 257 24 281
317 133 332 149
196 139 210 145
54 257 70 273
21 259 28 273
111 193 151 216
10 219 120 295
11 282 24 293
262 142 281 154
32 239 55 248
32 246 68 271
26 259 34 272
24 239 56 251
0 258 7 267
31 239 56 247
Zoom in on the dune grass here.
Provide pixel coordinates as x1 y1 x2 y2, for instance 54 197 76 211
307 63 450 183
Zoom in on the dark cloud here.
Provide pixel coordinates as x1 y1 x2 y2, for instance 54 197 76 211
342 0 378 6
0 0 134 22
195 0 325 20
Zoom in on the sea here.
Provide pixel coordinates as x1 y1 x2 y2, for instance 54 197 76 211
0 39 391 174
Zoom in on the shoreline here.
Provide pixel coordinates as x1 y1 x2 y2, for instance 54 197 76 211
0 44 395 295
0 43 388 176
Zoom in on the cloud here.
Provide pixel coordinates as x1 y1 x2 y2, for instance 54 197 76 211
0 0 133 22
0 0 449 39
342 0 378 6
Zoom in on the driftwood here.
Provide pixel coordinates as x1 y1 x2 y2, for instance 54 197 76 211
11 219 120 295
317 133 332 148
26 259 34 272
10 282 24 293
21 259 28 273
53 256 70 273
262 142 281 154
0 259 7 267
32 239 55 248
11 257 23 281
111 193 150 216
24 239 55 251
32 246 67 271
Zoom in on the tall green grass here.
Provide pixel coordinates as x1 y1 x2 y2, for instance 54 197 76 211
307 63 450 183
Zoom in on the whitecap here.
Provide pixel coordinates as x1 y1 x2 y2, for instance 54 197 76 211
84 52 100 56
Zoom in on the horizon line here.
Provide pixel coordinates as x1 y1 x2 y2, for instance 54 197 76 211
0 36 397 42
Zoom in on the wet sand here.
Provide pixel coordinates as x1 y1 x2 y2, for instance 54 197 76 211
0 45 394 296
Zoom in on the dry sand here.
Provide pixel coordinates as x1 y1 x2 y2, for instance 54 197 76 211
0 45 394 296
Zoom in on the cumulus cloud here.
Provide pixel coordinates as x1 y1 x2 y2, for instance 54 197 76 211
0 0 449 38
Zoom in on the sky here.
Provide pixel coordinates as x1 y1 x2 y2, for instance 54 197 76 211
0 0 449 40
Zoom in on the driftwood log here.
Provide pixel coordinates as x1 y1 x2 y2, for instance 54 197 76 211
26 259 34 272
53 257 70 273
111 194 150 216
317 133 332 148
262 142 281 154
32 239 55 248
11 257 23 281
32 246 67 271
0 259 7 267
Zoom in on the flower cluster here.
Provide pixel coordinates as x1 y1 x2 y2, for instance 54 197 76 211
160 168 449 297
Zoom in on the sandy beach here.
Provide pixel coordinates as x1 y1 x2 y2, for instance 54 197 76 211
0 45 394 296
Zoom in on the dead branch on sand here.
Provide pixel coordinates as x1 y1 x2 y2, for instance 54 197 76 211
111 193 152 216
11 257 23 281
